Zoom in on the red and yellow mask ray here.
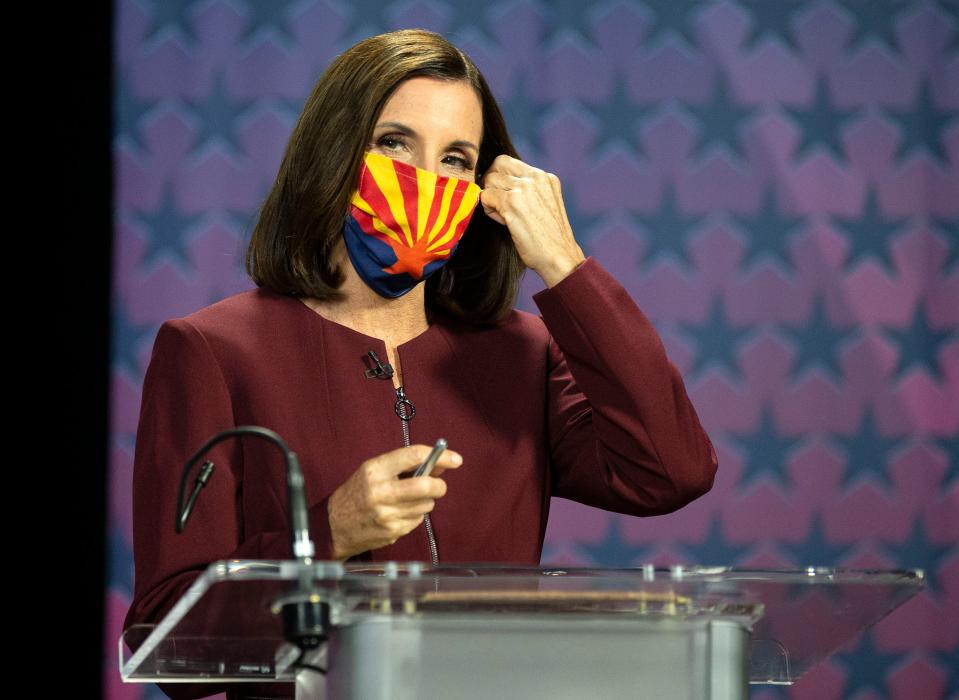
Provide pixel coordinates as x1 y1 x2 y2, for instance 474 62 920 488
343 152 481 297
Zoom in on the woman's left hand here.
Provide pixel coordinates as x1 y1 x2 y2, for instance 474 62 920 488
479 155 585 287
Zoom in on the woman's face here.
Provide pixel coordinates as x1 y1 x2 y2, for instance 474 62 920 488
368 77 484 183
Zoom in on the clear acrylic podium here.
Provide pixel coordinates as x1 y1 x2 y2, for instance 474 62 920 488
120 562 924 700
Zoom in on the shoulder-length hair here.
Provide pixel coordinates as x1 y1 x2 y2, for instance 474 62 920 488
246 29 524 324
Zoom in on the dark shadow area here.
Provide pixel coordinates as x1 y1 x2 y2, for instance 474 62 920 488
55 3 112 697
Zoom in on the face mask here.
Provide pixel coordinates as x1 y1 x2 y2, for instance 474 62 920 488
343 151 482 298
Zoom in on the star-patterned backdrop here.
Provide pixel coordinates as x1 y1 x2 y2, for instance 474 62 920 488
109 1 958 698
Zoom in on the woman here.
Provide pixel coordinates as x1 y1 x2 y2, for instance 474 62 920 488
125 28 716 643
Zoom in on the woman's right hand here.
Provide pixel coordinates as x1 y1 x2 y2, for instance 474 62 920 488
327 444 463 560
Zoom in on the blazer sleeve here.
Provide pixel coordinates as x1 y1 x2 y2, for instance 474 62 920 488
532 257 717 515
124 318 337 635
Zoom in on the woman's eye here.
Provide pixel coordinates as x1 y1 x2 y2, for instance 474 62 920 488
376 135 406 151
444 155 474 171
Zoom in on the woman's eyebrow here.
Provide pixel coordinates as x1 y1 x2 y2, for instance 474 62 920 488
374 121 414 135
449 139 480 154
374 121 479 154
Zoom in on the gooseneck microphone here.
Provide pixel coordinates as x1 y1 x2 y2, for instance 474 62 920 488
175 426 315 561
175 426 328 656
176 460 215 532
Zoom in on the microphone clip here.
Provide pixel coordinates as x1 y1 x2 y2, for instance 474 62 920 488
364 350 394 380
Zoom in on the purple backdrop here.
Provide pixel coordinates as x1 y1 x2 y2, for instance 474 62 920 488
110 1 958 698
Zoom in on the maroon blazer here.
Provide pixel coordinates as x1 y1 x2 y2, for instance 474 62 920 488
125 257 717 632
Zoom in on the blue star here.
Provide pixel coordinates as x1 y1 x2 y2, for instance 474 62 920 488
184 73 257 157
112 304 160 380
146 683 173 700
560 190 593 252
225 206 259 244
575 517 654 567
734 0 810 50
218 225 253 275
729 409 801 489
834 632 904 699
143 0 200 44
934 646 959 699
835 0 909 53
135 184 205 270
678 297 751 378
837 410 903 490
542 0 603 45
444 5 499 44
498 72 549 154
783 297 853 381
932 435 959 488
940 2 959 52
539 542 563 564
633 184 704 266
786 78 860 162
733 187 806 268
679 516 753 566
236 0 301 46
114 78 157 153
637 0 701 48
587 80 654 157
686 72 758 161
107 525 135 597
883 305 956 382
340 2 391 44
885 79 958 165
781 518 854 568
882 521 955 596
834 188 909 274
280 95 308 123
930 215 959 273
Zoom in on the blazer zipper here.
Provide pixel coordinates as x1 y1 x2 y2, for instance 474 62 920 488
394 386 439 566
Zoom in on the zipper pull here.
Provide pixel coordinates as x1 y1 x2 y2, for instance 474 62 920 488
394 386 416 421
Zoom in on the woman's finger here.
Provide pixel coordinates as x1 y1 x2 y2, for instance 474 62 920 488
479 187 508 226
389 475 447 503
480 170 519 191
484 154 529 177
390 498 436 518
367 444 463 478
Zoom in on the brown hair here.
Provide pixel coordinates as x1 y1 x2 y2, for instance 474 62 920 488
245 29 524 324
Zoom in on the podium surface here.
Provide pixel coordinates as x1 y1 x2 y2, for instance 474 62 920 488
121 563 923 699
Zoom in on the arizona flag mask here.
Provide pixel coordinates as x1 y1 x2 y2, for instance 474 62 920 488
343 151 482 298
